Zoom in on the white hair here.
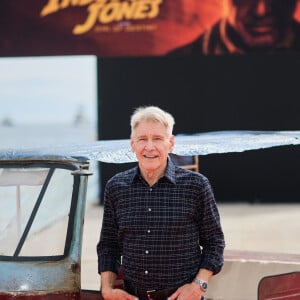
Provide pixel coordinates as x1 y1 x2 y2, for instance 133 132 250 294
130 106 175 137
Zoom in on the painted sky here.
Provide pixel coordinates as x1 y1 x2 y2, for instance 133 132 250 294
0 55 97 125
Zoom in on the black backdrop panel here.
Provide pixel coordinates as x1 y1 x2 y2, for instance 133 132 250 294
97 55 300 203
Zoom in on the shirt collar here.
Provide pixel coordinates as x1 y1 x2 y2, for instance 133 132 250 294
132 157 176 185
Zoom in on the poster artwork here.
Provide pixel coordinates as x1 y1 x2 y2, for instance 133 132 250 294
1 0 300 57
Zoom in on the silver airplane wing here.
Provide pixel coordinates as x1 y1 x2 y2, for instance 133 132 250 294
1 130 300 163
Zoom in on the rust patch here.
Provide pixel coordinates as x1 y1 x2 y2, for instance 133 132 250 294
0 292 80 300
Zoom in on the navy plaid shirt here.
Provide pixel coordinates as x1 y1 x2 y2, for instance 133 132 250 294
97 159 225 290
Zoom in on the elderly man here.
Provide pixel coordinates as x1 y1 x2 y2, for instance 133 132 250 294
169 0 300 55
97 106 225 300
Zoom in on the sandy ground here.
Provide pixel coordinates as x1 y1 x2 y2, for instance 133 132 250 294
80 202 300 291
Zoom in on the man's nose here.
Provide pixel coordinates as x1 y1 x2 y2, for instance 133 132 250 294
145 140 155 149
255 0 269 16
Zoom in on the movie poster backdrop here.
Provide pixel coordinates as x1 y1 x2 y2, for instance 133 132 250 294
1 0 300 57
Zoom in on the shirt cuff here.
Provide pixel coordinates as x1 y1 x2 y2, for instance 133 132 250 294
98 255 121 275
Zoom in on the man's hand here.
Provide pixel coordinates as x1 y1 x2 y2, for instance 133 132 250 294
168 283 203 300
101 287 138 300
101 271 137 300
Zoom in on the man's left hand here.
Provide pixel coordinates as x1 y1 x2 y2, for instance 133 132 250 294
168 283 203 300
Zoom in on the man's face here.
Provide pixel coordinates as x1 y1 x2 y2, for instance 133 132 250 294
130 120 174 174
228 0 298 48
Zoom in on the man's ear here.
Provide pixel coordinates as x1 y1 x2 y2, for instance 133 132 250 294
169 135 175 152
130 137 135 153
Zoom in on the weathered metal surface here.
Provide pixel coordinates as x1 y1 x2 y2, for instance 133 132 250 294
0 292 80 300
0 159 90 299
1 131 300 163
0 291 103 300
0 259 80 293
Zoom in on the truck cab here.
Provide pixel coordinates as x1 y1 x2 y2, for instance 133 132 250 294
0 151 102 300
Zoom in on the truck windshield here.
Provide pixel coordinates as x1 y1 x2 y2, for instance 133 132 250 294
0 166 74 258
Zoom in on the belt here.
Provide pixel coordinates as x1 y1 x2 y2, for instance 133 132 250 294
124 280 177 300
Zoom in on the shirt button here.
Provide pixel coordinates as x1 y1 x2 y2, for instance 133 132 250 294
145 270 148 274
145 250 149 254
147 229 151 233
149 188 152 191
148 208 152 212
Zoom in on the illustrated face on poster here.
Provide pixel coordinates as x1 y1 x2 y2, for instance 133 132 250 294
1 0 300 56
228 0 298 48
